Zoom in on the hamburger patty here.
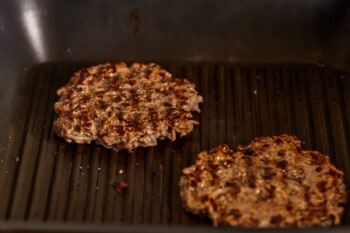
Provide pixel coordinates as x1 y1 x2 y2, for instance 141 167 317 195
179 135 347 227
53 62 203 151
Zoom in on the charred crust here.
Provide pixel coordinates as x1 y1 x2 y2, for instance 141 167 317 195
270 215 283 225
278 149 286 156
316 181 327 192
309 151 326 165
276 160 288 170
263 166 276 180
229 209 242 219
273 137 283 145
247 174 257 188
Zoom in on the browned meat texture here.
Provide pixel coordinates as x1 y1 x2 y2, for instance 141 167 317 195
53 62 203 151
179 135 347 227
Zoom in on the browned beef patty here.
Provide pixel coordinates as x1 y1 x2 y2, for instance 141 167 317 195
53 62 203 151
179 135 347 227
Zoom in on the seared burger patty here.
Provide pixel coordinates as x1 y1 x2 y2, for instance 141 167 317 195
53 62 203 151
179 135 347 227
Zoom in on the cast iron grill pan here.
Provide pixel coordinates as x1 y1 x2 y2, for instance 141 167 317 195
0 62 349 228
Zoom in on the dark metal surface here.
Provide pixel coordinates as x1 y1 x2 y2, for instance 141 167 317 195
0 62 349 232
1 0 350 232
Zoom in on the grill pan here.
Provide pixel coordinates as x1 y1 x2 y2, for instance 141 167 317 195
1 0 350 232
0 62 349 232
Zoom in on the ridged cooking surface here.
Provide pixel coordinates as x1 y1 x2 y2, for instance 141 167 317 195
0 63 349 225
